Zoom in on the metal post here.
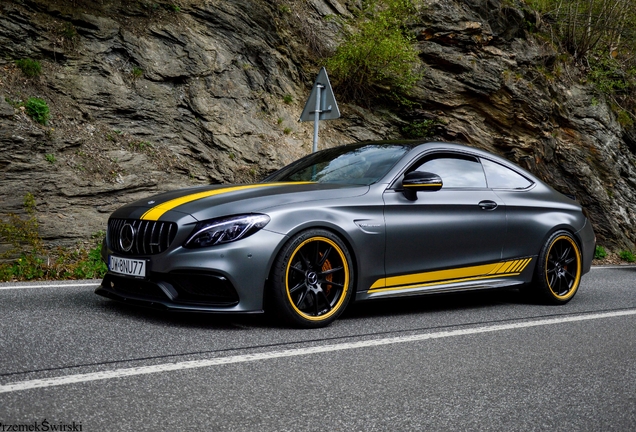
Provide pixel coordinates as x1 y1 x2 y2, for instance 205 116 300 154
312 84 324 153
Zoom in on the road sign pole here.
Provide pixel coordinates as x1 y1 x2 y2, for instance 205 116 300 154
300 67 340 154
312 84 323 153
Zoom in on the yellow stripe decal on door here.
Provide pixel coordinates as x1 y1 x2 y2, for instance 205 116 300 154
496 260 517 274
369 258 534 293
140 182 314 221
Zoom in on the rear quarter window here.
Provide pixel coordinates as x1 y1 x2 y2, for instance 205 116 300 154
481 158 533 189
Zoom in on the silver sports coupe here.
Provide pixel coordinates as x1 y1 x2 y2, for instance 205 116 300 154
97 141 595 328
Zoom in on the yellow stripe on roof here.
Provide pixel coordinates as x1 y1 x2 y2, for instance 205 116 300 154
140 182 314 221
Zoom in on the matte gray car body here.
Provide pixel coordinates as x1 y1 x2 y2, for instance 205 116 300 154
97 141 595 324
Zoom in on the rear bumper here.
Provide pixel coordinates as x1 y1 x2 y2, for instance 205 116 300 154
577 218 595 275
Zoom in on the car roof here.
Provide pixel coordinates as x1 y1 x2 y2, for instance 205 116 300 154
349 140 540 184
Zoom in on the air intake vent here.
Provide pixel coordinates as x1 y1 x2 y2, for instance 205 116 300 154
108 219 177 255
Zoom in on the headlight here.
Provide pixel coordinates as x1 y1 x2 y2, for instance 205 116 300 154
184 214 270 248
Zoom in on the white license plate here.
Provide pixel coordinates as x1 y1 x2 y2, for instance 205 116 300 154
109 256 147 278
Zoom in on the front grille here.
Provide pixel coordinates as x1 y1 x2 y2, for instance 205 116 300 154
108 218 178 255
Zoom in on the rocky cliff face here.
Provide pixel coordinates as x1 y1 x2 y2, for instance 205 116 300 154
1 0 635 251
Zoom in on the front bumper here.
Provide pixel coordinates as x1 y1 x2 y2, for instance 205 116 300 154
96 228 288 313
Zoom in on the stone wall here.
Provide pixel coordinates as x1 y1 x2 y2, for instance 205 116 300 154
0 0 634 250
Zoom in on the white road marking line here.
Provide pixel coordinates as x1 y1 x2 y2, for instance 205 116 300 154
0 283 99 290
1 309 634 394
590 265 636 269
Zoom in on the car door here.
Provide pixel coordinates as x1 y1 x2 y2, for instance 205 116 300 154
382 153 507 286
479 157 539 261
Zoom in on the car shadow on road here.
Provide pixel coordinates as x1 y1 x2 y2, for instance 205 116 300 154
89 293 273 330
86 286 537 329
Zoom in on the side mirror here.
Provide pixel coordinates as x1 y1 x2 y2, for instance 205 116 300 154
402 171 443 200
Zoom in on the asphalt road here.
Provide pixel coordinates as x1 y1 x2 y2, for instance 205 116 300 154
0 266 634 431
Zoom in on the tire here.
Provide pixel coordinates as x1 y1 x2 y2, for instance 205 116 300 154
270 229 354 328
532 230 582 305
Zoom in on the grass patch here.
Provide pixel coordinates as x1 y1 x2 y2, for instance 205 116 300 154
619 250 636 263
129 141 151 151
326 0 422 104
594 245 607 260
617 110 634 128
25 97 50 125
132 67 144 78
0 194 107 281
0 244 107 281
402 119 437 138
15 59 41 77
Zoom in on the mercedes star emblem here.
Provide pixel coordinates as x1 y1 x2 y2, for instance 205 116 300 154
119 223 136 252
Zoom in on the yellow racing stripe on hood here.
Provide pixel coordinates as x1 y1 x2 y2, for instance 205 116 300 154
140 182 313 221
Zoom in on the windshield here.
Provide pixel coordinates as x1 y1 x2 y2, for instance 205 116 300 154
264 144 411 185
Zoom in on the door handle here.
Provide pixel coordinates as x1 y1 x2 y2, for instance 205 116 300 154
478 200 498 211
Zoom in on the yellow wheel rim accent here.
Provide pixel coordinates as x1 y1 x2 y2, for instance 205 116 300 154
285 236 350 321
545 235 581 300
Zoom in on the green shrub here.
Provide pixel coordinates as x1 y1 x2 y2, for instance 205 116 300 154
129 141 151 151
132 67 144 78
62 22 77 39
66 245 107 279
326 0 422 103
402 119 436 138
1 253 45 280
619 250 636 262
0 193 108 281
25 97 50 125
283 94 293 104
594 245 607 259
617 110 634 128
527 1 636 120
588 56 632 95
0 193 41 260
15 58 41 77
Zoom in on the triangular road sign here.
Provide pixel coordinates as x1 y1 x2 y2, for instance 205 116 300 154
299 67 340 122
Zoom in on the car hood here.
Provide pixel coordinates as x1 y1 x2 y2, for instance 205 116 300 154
109 182 370 222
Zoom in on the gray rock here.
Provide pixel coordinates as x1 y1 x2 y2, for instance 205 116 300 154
0 96 14 117
0 0 634 253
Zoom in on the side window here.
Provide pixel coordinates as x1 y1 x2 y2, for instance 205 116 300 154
481 158 533 189
413 154 487 188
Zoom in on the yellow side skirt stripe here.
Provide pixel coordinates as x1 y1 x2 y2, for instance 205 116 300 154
369 258 533 293
140 182 314 221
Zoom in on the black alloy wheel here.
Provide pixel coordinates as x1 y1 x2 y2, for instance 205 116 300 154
271 229 354 328
533 230 582 304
